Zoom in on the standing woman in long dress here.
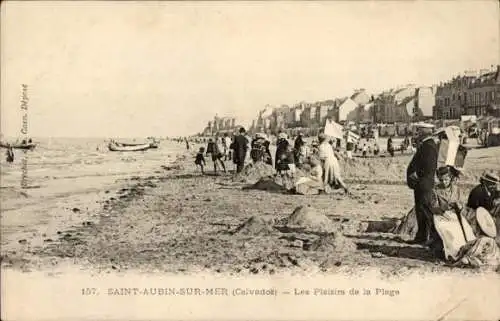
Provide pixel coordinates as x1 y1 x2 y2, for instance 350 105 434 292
317 133 349 194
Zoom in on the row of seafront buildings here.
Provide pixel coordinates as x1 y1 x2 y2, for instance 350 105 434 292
200 65 500 137
202 116 239 136
434 66 500 119
250 85 437 135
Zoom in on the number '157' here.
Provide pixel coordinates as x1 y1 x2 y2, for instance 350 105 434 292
82 288 98 295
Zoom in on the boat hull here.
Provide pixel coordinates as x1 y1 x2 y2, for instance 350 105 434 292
108 143 152 152
0 142 37 150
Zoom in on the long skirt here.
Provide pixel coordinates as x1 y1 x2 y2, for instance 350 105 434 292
322 157 342 187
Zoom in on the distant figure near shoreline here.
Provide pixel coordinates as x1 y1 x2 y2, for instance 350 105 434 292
6 146 14 163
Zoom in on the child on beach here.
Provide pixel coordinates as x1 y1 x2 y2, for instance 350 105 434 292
195 147 206 174
362 143 368 158
206 138 227 174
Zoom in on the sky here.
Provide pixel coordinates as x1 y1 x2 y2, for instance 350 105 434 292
1 1 499 138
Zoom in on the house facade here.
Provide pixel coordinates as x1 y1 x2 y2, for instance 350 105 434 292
433 65 500 119
466 67 500 117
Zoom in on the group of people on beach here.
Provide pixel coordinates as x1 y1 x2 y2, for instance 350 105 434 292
194 128 251 174
191 127 350 195
184 122 500 266
3 138 34 163
403 123 499 266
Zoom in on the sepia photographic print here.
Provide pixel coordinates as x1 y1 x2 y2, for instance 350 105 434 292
1 1 500 320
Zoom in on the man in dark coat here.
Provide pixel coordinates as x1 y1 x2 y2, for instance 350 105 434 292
233 127 249 173
467 172 500 211
406 124 438 245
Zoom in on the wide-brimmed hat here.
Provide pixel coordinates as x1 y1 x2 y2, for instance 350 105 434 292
414 122 435 129
318 133 327 142
255 132 267 140
434 127 447 138
476 207 497 238
434 127 446 134
480 171 500 184
437 165 462 177
278 132 288 139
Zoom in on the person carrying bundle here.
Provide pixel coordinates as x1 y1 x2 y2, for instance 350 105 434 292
250 133 272 165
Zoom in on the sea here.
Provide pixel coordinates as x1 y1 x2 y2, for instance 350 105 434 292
0 137 188 213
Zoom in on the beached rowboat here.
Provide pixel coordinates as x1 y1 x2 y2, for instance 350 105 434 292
116 142 148 147
108 142 152 152
0 142 37 150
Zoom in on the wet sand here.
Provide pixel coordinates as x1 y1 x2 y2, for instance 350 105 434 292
1 144 500 277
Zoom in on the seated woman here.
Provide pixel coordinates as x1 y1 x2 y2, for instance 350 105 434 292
294 157 324 195
432 166 464 213
394 165 462 242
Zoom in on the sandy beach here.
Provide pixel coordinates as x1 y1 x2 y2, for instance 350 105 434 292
2 139 499 277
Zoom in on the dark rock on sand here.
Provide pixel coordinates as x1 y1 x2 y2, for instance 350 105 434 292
390 208 416 240
162 164 184 171
233 162 276 184
284 205 336 232
243 177 287 193
232 216 276 235
305 232 356 252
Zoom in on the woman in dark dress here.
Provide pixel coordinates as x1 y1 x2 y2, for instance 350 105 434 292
275 133 290 171
387 136 394 157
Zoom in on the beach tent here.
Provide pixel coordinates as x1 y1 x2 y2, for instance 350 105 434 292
437 126 466 169
346 131 360 145
324 119 344 139
461 115 477 123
